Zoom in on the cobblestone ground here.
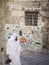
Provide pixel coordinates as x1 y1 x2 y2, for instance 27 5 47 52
20 50 49 65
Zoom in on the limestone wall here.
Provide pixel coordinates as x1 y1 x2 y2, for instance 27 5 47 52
4 1 45 52
0 1 7 65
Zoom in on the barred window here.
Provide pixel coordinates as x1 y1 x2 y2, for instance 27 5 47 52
25 11 38 26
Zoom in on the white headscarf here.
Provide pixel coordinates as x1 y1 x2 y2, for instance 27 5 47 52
10 33 19 41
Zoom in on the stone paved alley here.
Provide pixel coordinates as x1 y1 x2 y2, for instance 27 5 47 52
20 50 49 65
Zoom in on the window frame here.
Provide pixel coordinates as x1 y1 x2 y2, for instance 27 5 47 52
25 11 38 26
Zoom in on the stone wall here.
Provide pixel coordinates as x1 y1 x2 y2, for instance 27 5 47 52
4 1 44 52
0 1 7 65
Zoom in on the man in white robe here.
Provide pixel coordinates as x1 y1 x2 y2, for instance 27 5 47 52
6 33 22 65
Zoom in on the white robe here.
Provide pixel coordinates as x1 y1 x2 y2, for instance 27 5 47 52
6 34 22 65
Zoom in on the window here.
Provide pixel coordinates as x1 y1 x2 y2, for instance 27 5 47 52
25 11 38 26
